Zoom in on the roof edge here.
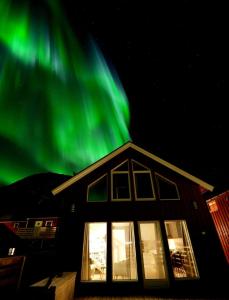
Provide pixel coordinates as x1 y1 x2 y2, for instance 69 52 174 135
129 144 214 192
52 142 214 195
52 142 132 195
206 190 229 202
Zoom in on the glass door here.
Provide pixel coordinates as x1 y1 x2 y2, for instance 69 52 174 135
139 221 168 287
81 221 138 283
164 220 199 279
81 222 107 281
112 222 138 281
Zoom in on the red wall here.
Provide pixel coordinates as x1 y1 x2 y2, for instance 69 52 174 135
207 191 229 263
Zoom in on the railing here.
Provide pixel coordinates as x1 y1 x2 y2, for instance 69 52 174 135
15 227 57 239
170 246 198 278
0 256 26 290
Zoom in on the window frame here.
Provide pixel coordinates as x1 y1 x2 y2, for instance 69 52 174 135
155 173 180 201
138 220 168 284
133 171 156 201
111 160 131 201
81 222 108 282
164 220 199 280
87 173 108 203
45 221 53 227
111 221 138 282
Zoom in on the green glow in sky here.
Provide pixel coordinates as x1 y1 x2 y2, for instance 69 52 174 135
0 0 131 185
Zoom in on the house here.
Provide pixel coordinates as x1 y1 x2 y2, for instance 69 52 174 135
207 190 229 264
52 142 228 296
0 216 61 288
0 217 59 248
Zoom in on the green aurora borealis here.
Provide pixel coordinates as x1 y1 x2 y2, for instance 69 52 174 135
0 1 131 185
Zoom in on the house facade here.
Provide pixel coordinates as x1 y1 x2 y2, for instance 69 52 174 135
52 142 227 296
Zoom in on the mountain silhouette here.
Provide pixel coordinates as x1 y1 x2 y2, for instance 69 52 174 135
0 172 71 220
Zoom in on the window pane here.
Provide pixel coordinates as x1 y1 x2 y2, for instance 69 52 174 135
88 175 107 202
81 223 107 281
112 222 137 281
156 175 179 200
139 222 167 279
134 173 155 199
112 173 130 200
165 220 199 279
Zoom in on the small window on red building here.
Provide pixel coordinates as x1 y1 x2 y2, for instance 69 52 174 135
208 200 218 212
45 221 53 227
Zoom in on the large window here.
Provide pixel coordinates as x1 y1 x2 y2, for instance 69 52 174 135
164 220 199 279
87 174 108 202
81 220 199 284
132 160 155 200
112 222 138 281
139 221 167 280
156 174 180 200
81 223 107 281
87 160 182 203
81 222 137 282
112 161 131 201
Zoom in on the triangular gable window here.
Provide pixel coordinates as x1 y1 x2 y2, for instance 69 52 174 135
132 160 148 171
112 160 131 201
132 160 155 200
156 174 180 200
88 174 108 202
113 161 129 171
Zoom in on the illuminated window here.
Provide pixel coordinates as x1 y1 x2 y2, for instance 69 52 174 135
81 223 107 281
35 221 43 227
164 220 199 279
112 161 131 201
208 200 218 212
45 221 53 227
156 174 180 200
132 160 155 200
8 248 15 256
81 221 138 282
112 222 137 281
88 174 108 202
139 221 167 280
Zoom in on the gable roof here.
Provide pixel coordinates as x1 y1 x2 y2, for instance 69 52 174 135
52 142 214 195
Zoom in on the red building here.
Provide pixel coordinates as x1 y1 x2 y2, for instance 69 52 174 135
207 190 229 263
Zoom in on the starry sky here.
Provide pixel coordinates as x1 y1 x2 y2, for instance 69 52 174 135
62 0 228 190
0 0 227 191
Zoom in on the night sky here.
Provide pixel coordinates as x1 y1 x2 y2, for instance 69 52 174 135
62 0 228 190
0 1 228 191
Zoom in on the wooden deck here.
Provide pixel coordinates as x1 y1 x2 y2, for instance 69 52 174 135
75 297 228 300
76 298 187 300
76 298 175 300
